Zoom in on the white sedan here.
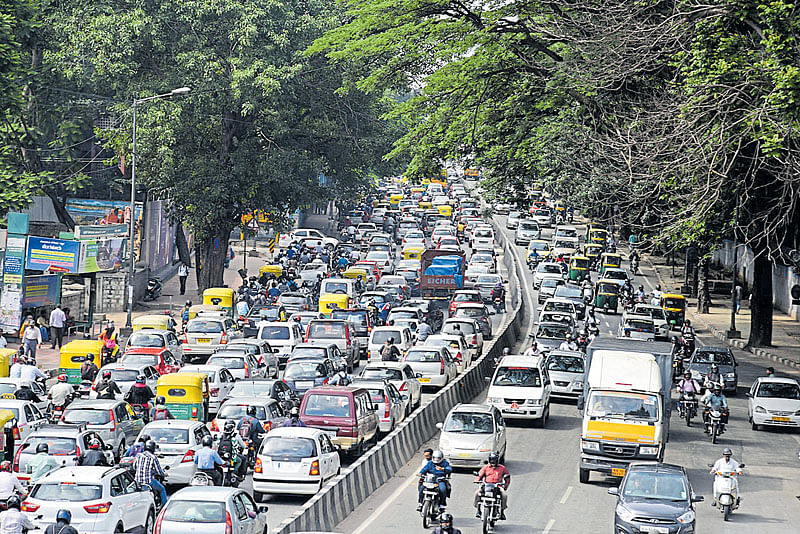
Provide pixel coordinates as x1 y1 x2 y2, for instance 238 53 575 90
748 376 800 430
134 419 211 484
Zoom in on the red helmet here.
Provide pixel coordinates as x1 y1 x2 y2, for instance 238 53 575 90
0 461 11 472
89 439 101 450
57 374 68 382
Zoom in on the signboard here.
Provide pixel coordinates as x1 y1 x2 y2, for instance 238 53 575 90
3 236 26 285
23 275 61 307
75 223 128 240
26 237 81 273
66 198 141 225
0 234 26 332
79 238 126 273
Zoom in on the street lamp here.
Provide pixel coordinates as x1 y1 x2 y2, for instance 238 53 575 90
125 87 192 329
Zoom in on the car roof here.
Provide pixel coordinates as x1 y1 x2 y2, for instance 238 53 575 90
449 403 493 414
181 364 226 373
498 355 543 367
143 419 202 429
229 338 268 346
627 462 686 475
267 426 328 439
454 303 485 309
28 424 87 438
544 297 574 304
171 486 242 500
364 361 410 370
208 352 248 359
39 466 120 483
295 342 336 349
68 400 120 409
99 362 150 372
0 399 32 408
755 376 800 385
350 379 391 389
129 329 170 336
219 396 275 406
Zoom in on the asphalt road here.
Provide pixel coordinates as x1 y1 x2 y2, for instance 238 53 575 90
334 216 800 534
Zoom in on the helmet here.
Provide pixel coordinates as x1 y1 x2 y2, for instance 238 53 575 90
0 461 11 472
144 440 157 453
6 496 20 510
496 282 503 288
722 448 732 456
488 452 499 466
290 407 300 418
224 420 236 434
202 436 213 447
89 438 101 450
711 363 719 371
37 443 49 454
588 308 595 315
156 396 166 406
684 319 691 325
186 300 192 306
85 354 95 362
57 373 68 382
638 285 644 291
247 406 257 416
584 275 591 281
56 510 72 524
138 434 150 443
656 284 661 291
432 450 444 465
713 385 722 394
102 370 111 379
503 347 511 355
387 337 395 344
136 375 146 384
440 513 454 529
684 371 691 378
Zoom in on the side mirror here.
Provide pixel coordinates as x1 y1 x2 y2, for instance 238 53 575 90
416 373 423 378
105 444 114 451
258 505 269 514
745 392 752 398
577 396 585 411
435 422 443 430
607 487 619 496
691 495 704 503
272 348 279 353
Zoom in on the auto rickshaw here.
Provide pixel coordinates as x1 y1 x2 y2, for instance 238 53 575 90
0 349 14 378
589 228 609 245
0 409 15 461
319 293 350 316
600 253 623 275
156 372 209 422
583 243 603 266
59 340 104 385
259 264 284 278
593 279 620 314
568 256 591 282
342 267 369 282
133 314 177 332
436 204 453 218
418 200 433 210
202 288 235 318
585 222 604 240
660 293 687 329
402 246 424 261
389 193 403 206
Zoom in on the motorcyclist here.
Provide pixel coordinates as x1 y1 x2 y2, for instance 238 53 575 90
680 320 696 354
681 319 696 337
0 461 24 501
705 363 722 387
676 371 701 414
621 279 633 300
709 448 743 507
124 375 155 419
703 385 729 434
380 337 401 361
44 510 79 534
134 440 167 505
181 301 191 329
282 407 306 427
125 434 151 457
28 443 59 483
80 354 99 382
576 330 590 351
194 435 224 486
473 452 510 520
78 438 110 467
417 320 432 342
236 295 249 318
431 513 461 534
237 406 266 459
558 335 578 352
491 283 506 311
636 285 647 301
95 370 121 400
98 323 119 364
0 496 35 534
522 341 541 358
48 374 74 411
217 420 248 482
150 396 175 421
417 450 452 512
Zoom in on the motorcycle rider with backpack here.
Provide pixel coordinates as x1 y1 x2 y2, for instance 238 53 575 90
150 396 175 421
217 421 248 483
124 375 155 422
95 370 121 400
237 406 265 465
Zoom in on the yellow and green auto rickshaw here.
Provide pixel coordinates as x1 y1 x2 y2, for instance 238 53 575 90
589 228 609 245
133 314 177 333
156 373 210 422
585 222 603 239
568 256 591 282
402 246 424 261
259 264 284 278
599 253 623 275
202 288 234 318
59 340 104 385
389 193 404 206
583 243 604 267
418 200 433 210
594 279 620 314
660 293 687 329
319 293 350 316
0 409 16 461
342 267 369 281
436 204 453 218
0 349 14 378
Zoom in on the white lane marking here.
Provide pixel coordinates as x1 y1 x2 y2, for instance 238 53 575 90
559 485 573 504
543 518 556 534
350 471 420 534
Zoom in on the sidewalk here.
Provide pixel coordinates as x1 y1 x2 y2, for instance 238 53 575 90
643 253 800 370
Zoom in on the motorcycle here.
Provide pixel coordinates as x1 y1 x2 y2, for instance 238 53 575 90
474 479 503 534
144 278 163 301
48 403 67 423
672 356 684 382
630 258 639 274
419 473 449 529
493 296 505 313
677 393 698 426
707 408 724 444
680 333 695 357
130 403 151 424
710 464 744 521
77 380 93 399
220 453 240 487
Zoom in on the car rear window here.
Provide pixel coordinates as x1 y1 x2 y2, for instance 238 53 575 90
128 333 166 348
230 383 273 397
370 330 402 345
261 436 316 459
285 362 327 379
303 394 352 418
31 483 103 502
308 323 346 339
259 326 290 340
218 403 267 420
366 389 387 404
109 370 140 382
362 368 403 381
150 428 190 444
405 350 441 363
207 356 245 369
24 437 77 456
455 308 483 318
187 320 223 334
163 501 227 523
453 293 479 302
121 354 159 366
291 347 328 359
63 408 111 425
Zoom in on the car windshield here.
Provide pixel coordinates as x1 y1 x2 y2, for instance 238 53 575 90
529 242 549 251
262 436 316 459
623 472 688 501
692 350 734 366
362 368 404 381
547 355 585 373
207 356 244 369
279 295 307 305
756 382 800 399
31 483 103 502
587 391 659 421
163 501 227 523
555 286 582 299
443 322 475 335
443 412 493 433
472 255 492 263
519 222 538 231
541 279 559 289
24 437 77 456
493 367 541 387
477 276 500 285
121 353 159 366
537 325 569 339
605 271 627 280
455 308 484 318
626 320 654 332
390 311 416 320
322 282 349 294
538 264 562 274
230 383 273 396
542 313 571 325
371 330 402 345
108 370 140 382
127 333 165 348
149 428 190 444
285 362 327 379
405 350 441 363
308 323 346 339
663 298 685 309
259 326 290 340
63 408 111 425
303 394 351 417
218 403 267 420
187 320 223 334
331 311 368 328
544 302 573 313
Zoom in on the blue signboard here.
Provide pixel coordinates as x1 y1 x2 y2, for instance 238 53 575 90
23 275 61 307
26 237 82 273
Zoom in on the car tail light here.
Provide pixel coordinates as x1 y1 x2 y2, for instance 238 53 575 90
255 457 263 473
225 511 233 534
181 449 195 463
191 406 198 418
182 333 188 344
471 334 478 346
309 459 320 476
440 358 445 374
305 325 310 341
210 387 219 397
221 331 228 344
13 446 22 472
12 427 19 440
399 381 408 392
21 502 39 512
455 352 463 362
384 398 390 419
337 426 356 437
84 502 112 514
244 363 250 378
210 420 219 431
109 409 116 431
154 507 167 534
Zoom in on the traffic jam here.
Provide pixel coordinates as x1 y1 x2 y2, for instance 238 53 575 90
0 175 510 533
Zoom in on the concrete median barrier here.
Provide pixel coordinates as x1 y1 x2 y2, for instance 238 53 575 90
272 218 528 533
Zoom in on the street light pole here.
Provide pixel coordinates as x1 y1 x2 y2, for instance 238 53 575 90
125 87 191 329
727 189 741 339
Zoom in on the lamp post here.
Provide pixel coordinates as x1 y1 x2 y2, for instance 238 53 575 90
727 188 741 339
126 87 191 329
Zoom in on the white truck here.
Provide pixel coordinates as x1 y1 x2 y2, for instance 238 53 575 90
577 339 673 484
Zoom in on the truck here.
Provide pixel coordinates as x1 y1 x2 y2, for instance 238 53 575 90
577 338 674 484
419 249 466 299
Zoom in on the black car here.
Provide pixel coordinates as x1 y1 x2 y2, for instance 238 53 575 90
228 379 300 412
686 346 738 393
608 462 702 533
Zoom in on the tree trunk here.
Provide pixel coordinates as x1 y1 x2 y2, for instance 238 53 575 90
747 250 773 348
195 231 231 292
175 224 192 266
697 256 711 313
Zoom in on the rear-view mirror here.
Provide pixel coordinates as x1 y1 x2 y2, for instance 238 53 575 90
607 487 619 496
691 495 704 503
258 505 269 514
435 422 443 430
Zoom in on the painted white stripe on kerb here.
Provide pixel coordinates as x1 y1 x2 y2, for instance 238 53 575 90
350 471 420 534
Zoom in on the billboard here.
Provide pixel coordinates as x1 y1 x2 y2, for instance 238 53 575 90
22 275 61 307
75 223 128 240
26 237 81 273
79 238 126 273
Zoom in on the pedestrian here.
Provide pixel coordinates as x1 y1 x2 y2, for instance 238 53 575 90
20 317 41 360
49 304 66 349
733 283 742 314
177 262 190 295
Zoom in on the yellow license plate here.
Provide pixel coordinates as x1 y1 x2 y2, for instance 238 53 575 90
418 378 431 383
458 452 472 458
197 338 211 343
772 416 790 422
611 468 626 477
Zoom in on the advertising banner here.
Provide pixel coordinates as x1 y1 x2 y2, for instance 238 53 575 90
26 237 81 273
0 234 26 332
75 223 128 240
3 236 26 285
22 275 61 307
79 238 126 273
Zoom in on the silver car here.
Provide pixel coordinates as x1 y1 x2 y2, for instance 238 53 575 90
545 350 586 399
137 419 211 484
403 346 458 388
156 487 268 534
124 329 184 362
183 316 242 363
61 400 144 460
89 363 159 399
514 220 541 246
351 378 406 436
436 403 507 468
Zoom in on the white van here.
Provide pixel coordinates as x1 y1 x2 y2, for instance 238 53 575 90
368 326 413 362
256 321 305 366
486 355 552 426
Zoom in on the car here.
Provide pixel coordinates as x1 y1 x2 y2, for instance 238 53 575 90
441 318 484 358
252 426 342 498
305 319 360 372
289 311 326 330
330 308 373 358
423 334 472 373
134 419 212 484
436 403 507 468
89 363 160 399
206 351 267 380
299 386 380 456
747 376 800 430
403 346 458 388
289 343 348 373
486 355 551 424
608 462 702 534
402 230 427 248
365 250 393 274
283 358 339 396
225 338 280 376
0 378 48 413
360 362 422 413
298 260 328 285
629 304 670 340
209 397 287 436
451 303 493 339
60 400 144 461
602 267 629 286
541 298 579 322
256 321 305 366
514 220 541 246
469 252 496 273
618 315 656 341
538 310 576 331
533 262 566 290
124 329 184 362
386 306 423 325
545 350 586 399
538 278 564 304
243 305 288 336
183 316 243 363
533 322 572 353
686 346 738 393
448 290 483 315
367 326 414 362
526 240 552 263
229 379 300 412
121 347 183 376
553 284 587 319
277 291 313 313
394 268 420 297
279 227 338 248
179 365 236 413
470 227 495 252
506 211 522 230
530 208 552 228
0 399 46 445
350 378 406 436
154 486 268 534
22 466 156 534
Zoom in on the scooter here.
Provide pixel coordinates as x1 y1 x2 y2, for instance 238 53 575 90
710 464 744 521
144 278 163 301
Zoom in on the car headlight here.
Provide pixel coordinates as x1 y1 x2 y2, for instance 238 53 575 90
581 440 600 451
439 436 450 449
755 406 766 413
573 381 584 389
479 438 495 452
677 510 695 524
528 399 542 406
639 446 659 455
487 397 502 404
724 373 736 379
615 504 635 522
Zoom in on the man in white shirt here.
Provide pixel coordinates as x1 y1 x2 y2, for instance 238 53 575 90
177 262 190 295
49 304 67 349
19 361 46 382
709 448 743 506
0 496 35 534
0 462 24 501
21 317 41 360
523 341 542 358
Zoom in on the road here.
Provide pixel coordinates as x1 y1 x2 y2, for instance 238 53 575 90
334 215 800 534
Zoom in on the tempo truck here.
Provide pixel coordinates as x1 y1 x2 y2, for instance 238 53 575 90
577 338 674 484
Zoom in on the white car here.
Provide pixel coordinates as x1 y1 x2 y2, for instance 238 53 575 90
298 260 328 285
748 377 800 430
368 326 413 362
403 346 458 388
533 262 566 289
486 355 552 425
206 351 266 380
255 321 305 366
366 250 393 274
351 378 406 435
629 304 670 340
436 403 507 468
155 487 267 534
0 399 46 445
469 252 496 273
471 226 495 251
617 314 656 341
252 427 341 498
179 365 236 413
441 318 484 358
423 334 472 372
506 211 522 229
89 363 160 400
23 466 155 534
278 228 338 248
0 378 48 413
360 362 422 413
124 329 184 362
134 419 212 484
402 230 427 248
209 397 287 436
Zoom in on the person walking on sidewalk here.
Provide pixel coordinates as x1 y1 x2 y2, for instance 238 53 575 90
21 317 41 360
49 304 66 349
178 262 190 295
733 283 742 314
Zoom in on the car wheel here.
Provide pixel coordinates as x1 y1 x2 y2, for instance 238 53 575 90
579 468 590 484
145 510 155 534
751 421 760 431
116 440 126 462
253 490 264 502
115 523 124 534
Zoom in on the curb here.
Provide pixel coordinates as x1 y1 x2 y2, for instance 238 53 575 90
644 256 800 370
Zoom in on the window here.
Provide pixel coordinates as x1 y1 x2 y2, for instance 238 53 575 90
23 405 33 421
239 493 257 519
115 405 129 421
110 475 125 497
232 495 247 521
121 471 137 494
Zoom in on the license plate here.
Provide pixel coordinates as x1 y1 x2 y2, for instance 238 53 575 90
772 416 790 422
418 378 431 383
196 338 211 343
611 467 626 477
640 527 668 534
504 408 523 414
457 452 472 458
323 430 337 438
297 380 314 389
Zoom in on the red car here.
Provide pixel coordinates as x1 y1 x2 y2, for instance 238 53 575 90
448 290 483 315
120 347 182 376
